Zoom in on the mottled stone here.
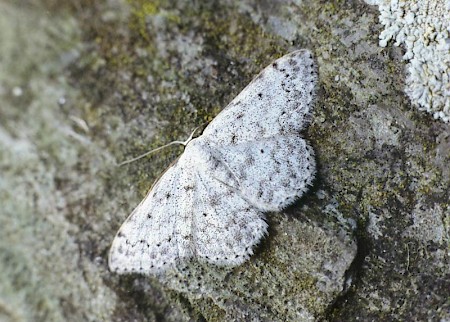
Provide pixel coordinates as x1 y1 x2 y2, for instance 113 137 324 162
0 0 448 321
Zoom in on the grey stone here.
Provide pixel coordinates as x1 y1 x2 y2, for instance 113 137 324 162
0 0 448 321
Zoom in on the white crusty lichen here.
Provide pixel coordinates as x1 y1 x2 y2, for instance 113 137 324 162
365 0 450 122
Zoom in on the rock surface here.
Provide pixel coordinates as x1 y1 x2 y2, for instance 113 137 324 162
0 0 448 321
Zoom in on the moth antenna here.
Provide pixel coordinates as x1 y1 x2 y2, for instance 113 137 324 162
116 124 205 167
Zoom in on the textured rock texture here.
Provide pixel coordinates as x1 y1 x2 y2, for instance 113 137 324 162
0 0 448 321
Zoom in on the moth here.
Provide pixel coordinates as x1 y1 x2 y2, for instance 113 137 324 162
109 50 317 274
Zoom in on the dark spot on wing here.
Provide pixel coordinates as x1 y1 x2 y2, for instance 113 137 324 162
246 155 255 165
211 158 220 169
209 195 220 206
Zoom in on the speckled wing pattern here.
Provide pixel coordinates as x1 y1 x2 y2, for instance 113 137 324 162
109 49 317 274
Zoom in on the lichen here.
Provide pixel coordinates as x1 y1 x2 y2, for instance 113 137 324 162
365 0 450 122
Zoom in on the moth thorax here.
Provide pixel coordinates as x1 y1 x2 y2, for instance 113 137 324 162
183 138 219 170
